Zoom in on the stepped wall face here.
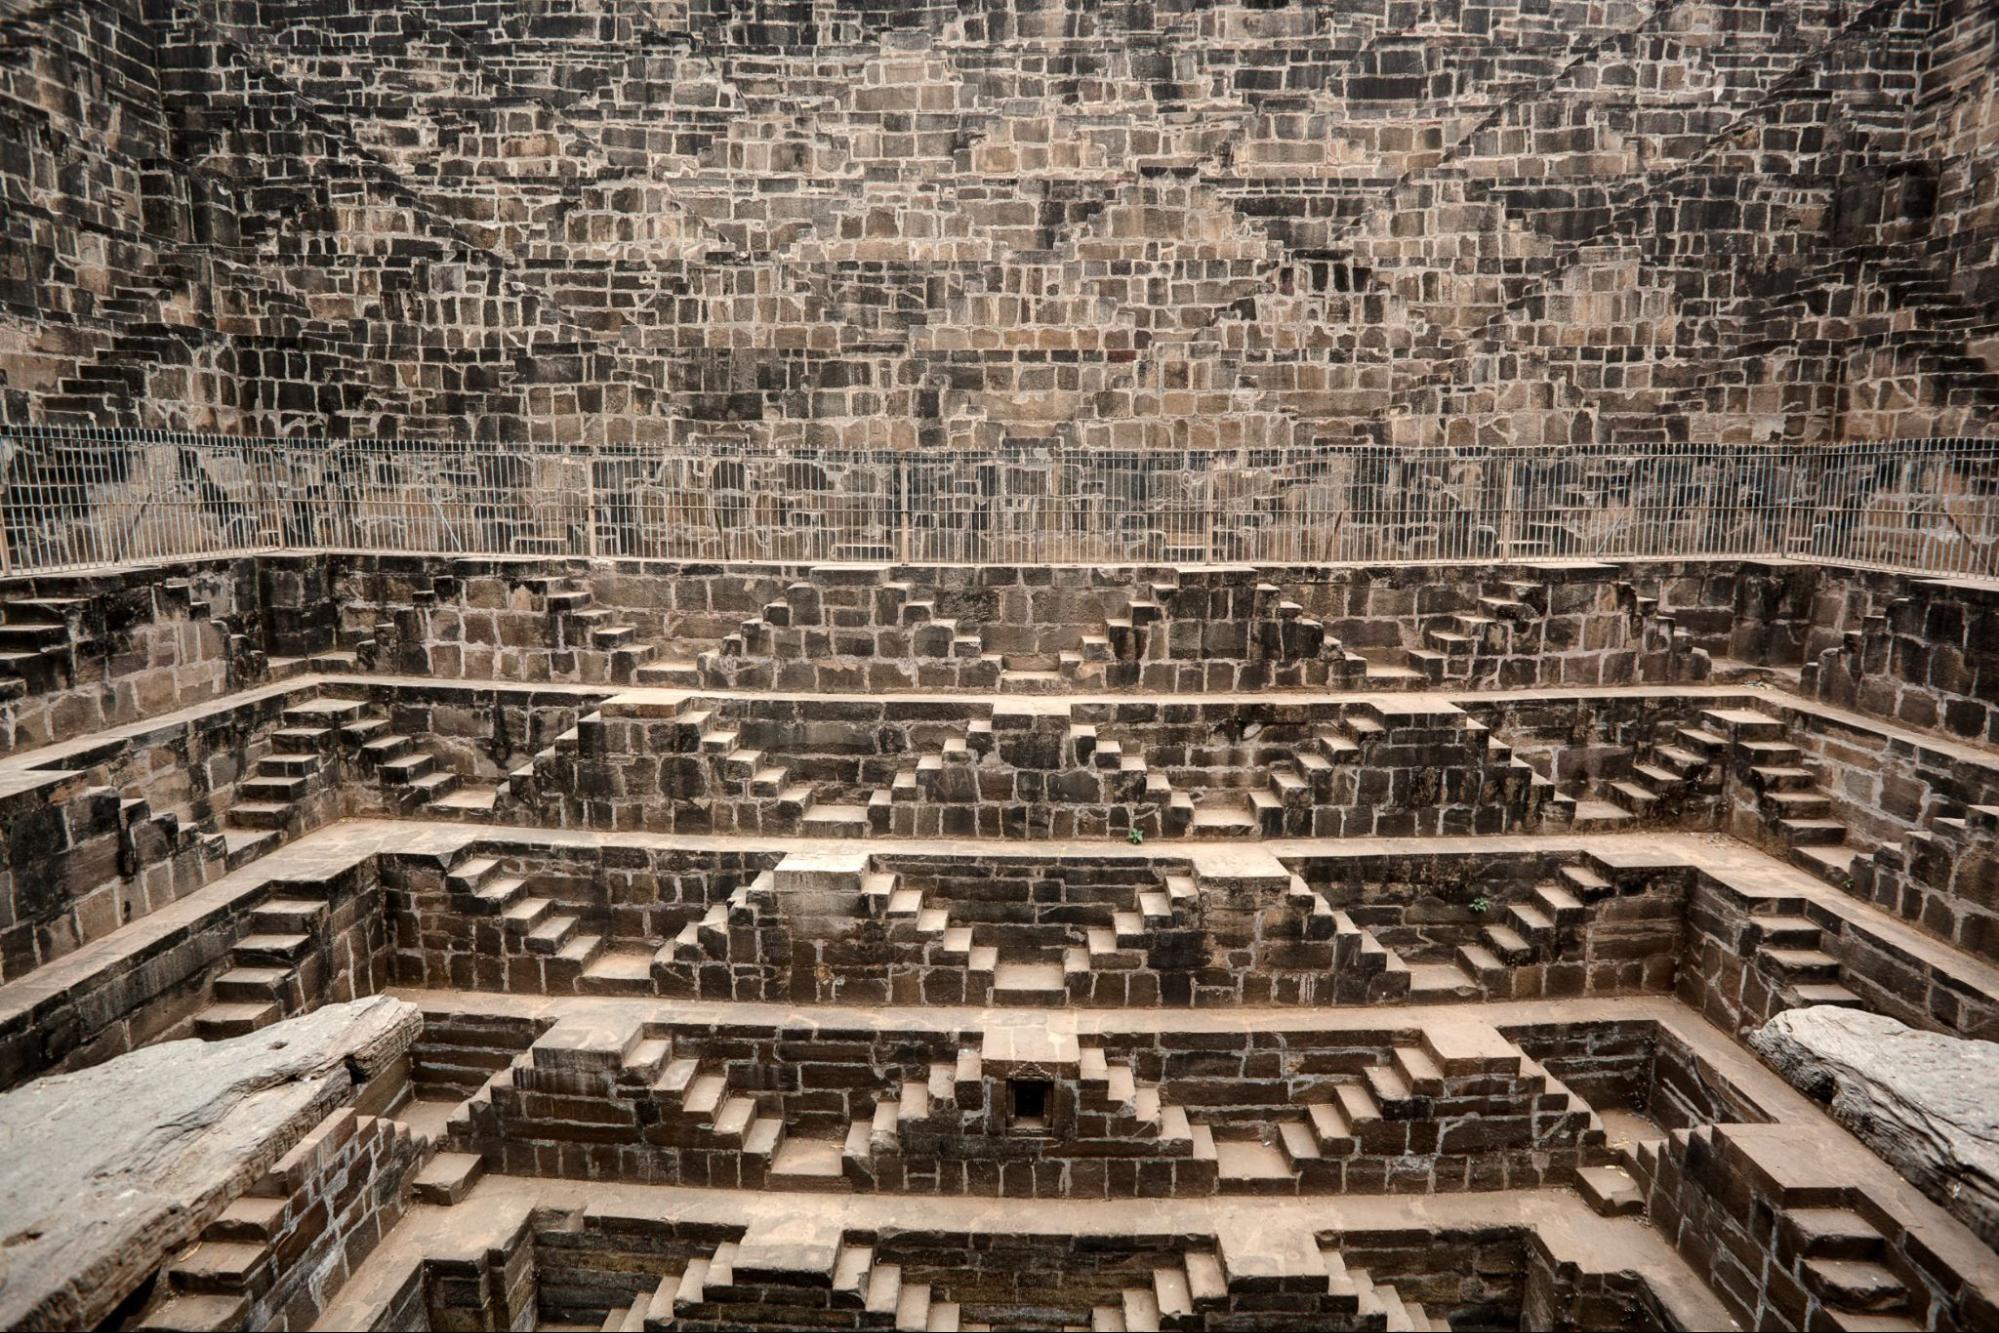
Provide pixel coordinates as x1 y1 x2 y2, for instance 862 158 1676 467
2 0 1997 444
4 1 1999 1330
0 571 1995 1333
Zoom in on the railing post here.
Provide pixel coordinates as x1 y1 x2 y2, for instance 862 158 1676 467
899 456 911 564
586 454 600 561
0 448 12 577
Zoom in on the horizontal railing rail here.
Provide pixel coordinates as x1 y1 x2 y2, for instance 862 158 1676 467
1 427 1996 578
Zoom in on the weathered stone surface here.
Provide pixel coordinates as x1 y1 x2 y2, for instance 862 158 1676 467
0 995 421 1330
3 0 1996 443
1750 1005 1999 1244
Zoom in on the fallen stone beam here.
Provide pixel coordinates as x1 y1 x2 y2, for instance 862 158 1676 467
1750 1004 1999 1246
0 995 422 1330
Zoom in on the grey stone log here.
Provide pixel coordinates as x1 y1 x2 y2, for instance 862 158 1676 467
0 995 422 1330
1750 1004 1999 1246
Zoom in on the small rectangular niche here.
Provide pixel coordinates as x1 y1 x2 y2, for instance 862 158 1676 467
1009 1078 1053 1132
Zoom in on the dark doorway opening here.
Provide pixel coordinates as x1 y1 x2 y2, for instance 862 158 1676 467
1010 1078 1053 1132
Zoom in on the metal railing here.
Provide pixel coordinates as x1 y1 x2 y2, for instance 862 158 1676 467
1 427 1995 578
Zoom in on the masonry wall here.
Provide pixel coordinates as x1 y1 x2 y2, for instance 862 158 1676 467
1801 566 1999 743
0 559 264 753
1 0 1995 442
1636 1123 1999 1331
1678 869 1999 1040
0 857 388 1092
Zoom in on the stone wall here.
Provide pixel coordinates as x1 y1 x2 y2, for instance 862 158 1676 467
2 0 1994 444
1679 868 1999 1040
0 554 1961 768
0 686 306 983
0 856 389 1092
197 1106 426 1332
449 1010 1615 1199
315 555 1759 694
0 559 263 753
1802 566 1999 743
1636 1122 1999 1330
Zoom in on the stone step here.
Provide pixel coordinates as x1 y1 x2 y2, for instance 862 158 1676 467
800 803 870 837
225 802 294 832
1575 1164 1645 1216
1782 1209 1889 1262
1120 1285 1160 1332
232 933 313 965
503 896 556 931
431 784 499 815
132 1292 249 1331
1762 789 1833 820
1480 922 1534 964
193 1001 280 1040
1785 981 1866 1009
1777 817 1848 847
525 913 581 953
220 829 280 870
270 727 334 754
1565 799 1633 831
1794 843 1863 888
412 1152 486 1206
1759 947 1842 981
1629 762 1682 792
1210 1136 1297 1192
1800 1257 1910 1313
249 898 327 933
1751 914 1823 948
167 1240 269 1294
1533 882 1586 924
238 775 308 803
1557 864 1612 899
1749 764 1818 790
1650 743 1709 776
213 967 290 1003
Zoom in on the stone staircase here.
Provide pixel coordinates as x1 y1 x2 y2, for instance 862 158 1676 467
1614 582 1715 685
1694 706 1867 885
1552 704 1799 833
130 1108 424 1332
1414 578 1548 682
677 700 885 837
452 1020 787 1188
682 566 1002 691
540 576 666 684
347 708 471 815
0 594 93 696
889 714 1160 839
444 851 607 978
1745 903 1865 1013
190 886 334 1039
659 1234 991 1331
653 1054 788 1179
883 884 1004 1004
355 570 668 685
1406 862 1618 1000
843 1041 1206 1196
1295 1028 1606 1180
222 697 359 856
1084 1241 1438 1331
1330 909 1413 1004
1632 1126 1934 1333
230 695 511 829
1768 1205 1930 1333
1053 570 1367 693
